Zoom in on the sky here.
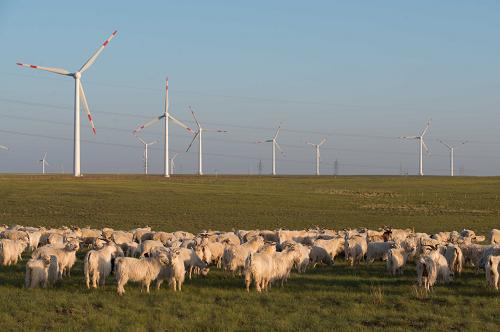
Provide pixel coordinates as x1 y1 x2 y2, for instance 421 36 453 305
0 1 499 175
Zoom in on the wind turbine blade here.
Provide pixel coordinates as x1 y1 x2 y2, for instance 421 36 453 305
133 114 165 134
16 62 70 76
399 136 418 139
135 136 147 145
172 153 179 161
188 106 201 129
79 83 96 135
79 31 118 73
186 131 199 152
275 141 284 155
422 139 429 154
204 128 227 133
273 126 281 140
169 114 193 132
319 138 327 146
306 142 315 147
438 139 452 149
149 140 159 145
421 120 431 136
0 145 8 151
43 152 47 160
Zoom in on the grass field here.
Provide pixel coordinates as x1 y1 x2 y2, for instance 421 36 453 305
0 175 499 331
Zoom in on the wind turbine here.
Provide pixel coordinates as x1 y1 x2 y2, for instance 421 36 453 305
17 31 118 177
438 139 467 176
170 153 179 175
306 138 327 175
185 106 227 176
400 120 431 176
135 136 158 175
257 125 284 175
133 79 192 177
38 152 49 175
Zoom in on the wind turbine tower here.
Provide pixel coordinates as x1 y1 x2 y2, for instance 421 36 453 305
438 139 467 176
400 120 431 176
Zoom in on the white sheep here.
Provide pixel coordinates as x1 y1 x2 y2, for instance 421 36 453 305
114 253 169 295
444 244 464 276
32 240 79 278
0 238 28 266
244 249 274 292
84 244 124 289
366 241 396 264
386 247 410 275
485 255 500 290
156 249 186 291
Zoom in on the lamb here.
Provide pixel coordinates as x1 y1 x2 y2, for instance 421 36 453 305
366 241 396 264
32 240 79 278
114 252 169 295
444 244 464 276
485 255 500 290
156 249 186 291
84 244 124 288
0 238 28 266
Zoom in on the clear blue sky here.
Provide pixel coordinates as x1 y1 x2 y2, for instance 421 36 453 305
1 1 499 175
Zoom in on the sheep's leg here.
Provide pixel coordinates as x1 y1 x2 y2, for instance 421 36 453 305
178 279 182 292
93 272 99 288
189 266 193 279
245 272 251 292
156 279 163 290
145 280 150 293
171 277 177 292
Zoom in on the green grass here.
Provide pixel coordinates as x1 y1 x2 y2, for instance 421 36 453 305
0 175 499 331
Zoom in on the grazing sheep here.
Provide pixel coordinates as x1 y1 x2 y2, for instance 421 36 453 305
178 248 209 279
313 237 344 263
114 253 169 295
270 245 301 287
282 242 310 273
485 255 500 290
427 250 453 284
0 238 28 266
309 245 332 267
366 241 396 264
444 244 464 276
84 244 124 288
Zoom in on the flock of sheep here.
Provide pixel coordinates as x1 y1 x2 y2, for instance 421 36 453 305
0 225 499 294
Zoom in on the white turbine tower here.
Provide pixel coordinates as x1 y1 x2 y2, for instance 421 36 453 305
306 138 327 175
17 31 118 177
257 125 284 176
135 136 158 175
170 153 179 175
133 79 192 177
438 139 467 176
38 152 49 175
185 106 227 176
400 120 431 176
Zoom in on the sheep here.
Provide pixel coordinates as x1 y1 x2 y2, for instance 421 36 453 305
32 240 79 278
0 238 28 266
223 237 264 274
132 227 152 244
309 245 332 267
313 237 344 263
416 255 437 291
27 231 42 251
25 256 51 288
156 249 186 291
479 246 500 270
270 245 301 287
84 244 124 289
178 247 209 279
114 252 169 295
1 229 29 241
444 244 464 276
427 250 453 284
386 247 410 275
218 232 240 246
80 227 102 247
111 231 133 247
344 235 367 266
282 241 310 273
490 229 500 245
244 250 274 292
366 241 396 264
202 241 224 268
139 240 165 258
124 242 140 257
485 255 500 290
